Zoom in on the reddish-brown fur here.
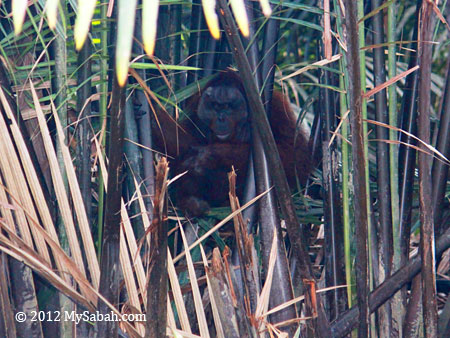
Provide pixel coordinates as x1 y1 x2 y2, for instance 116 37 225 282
152 71 312 216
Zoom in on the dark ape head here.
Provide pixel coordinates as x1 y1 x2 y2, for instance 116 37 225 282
197 71 250 142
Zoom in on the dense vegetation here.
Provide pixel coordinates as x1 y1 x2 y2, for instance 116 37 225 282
0 0 449 337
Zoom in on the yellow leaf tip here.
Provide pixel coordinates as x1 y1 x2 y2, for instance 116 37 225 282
260 0 272 17
144 45 155 56
75 37 86 51
116 65 129 87
240 24 249 37
210 28 221 40
14 26 23 36
205 16 220 39
262 7 272 17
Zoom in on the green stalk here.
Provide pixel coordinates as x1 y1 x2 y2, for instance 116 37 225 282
334 0 354 311
358 1 375 335
357 0 371 257
97 0 109 258
339 59 352 307
51 2 72 336
388 2 399 267
388 1 403 335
